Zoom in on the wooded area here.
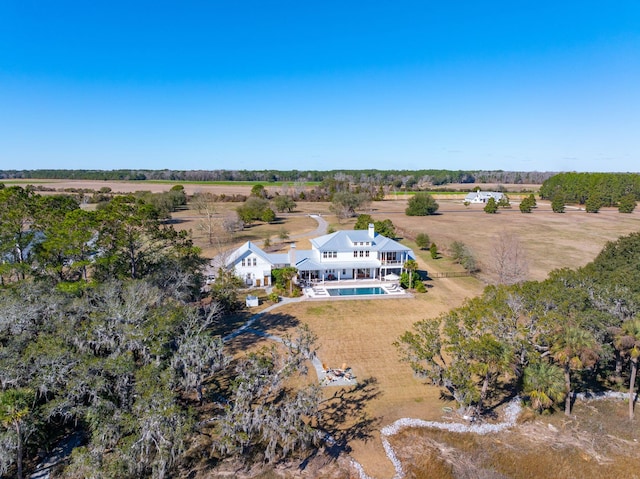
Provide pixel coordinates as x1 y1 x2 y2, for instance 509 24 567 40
0 168 554 188
0 185 320 478
397 231 640 420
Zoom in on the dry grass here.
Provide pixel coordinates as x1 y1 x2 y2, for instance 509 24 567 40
392 400 640 479
369 198 640 282
178 188 640 477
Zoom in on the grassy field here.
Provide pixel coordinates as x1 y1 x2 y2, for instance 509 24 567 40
211 194 639 478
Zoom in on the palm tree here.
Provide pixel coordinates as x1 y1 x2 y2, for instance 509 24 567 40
280 267 297 296
404 259 418 289
469 334 513 414
613 318 640 420
523 361 566 412
551 326 599 416
0 389 33 479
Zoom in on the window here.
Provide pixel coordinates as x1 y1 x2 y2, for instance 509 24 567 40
323 252 328 259
252 258 257 266
332 251 337 258
353 251 358 258
241 259 245 267
359 251 364 257
365 251 369 257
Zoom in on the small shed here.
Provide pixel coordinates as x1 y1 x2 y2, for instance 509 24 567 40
246 295 259 307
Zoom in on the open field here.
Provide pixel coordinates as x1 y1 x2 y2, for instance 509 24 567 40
1 178 281 196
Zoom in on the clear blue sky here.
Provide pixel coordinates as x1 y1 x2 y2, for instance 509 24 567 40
1 1 639 172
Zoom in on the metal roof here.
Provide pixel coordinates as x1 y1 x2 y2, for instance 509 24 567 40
311 230 411 253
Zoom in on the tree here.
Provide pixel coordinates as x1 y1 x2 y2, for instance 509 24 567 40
551 326 599 416
551 194 565 213
0 186 38 281
273 195 297 213
491 232 529 285
34 208 98 283
374 219 396 238
415 233 430 250
278 266 298 296
95 197 202 287
403 259 418 289
483 197 498 214
585 195 603 213
213 327 320 464
329 191 366 221
250 184 267 198
497 195 510 208
405 193 439 216
523 361 565 412
527 194 537 207
278 227 290 243
0 389 35 479
618 194 637 214
354 215 396 237
450 241 478 273
430 242 438 259
612 318 640 419
261 208 276 223
171 310 229 403
519 196 534 213
210 269 245 314
236 197 272 225
467 334 513 413
192 192 218 245
354 214 373 230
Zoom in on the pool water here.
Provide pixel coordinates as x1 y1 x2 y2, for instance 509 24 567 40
326 287 387 296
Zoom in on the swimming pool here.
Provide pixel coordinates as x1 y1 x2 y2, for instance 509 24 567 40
326 286 388 296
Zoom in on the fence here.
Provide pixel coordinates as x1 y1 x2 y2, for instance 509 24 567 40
429 271 472 279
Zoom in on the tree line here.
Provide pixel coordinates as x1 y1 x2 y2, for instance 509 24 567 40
1 168 555 188
396 231 640 420
539 172 640 207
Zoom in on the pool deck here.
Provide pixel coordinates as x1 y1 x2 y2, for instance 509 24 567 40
303 279 411 299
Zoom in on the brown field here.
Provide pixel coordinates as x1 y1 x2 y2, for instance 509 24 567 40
14 180 640 477
4 178 261 196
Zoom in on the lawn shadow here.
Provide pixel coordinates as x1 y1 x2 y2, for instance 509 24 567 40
316 377 382 459
221 312 301 355
252 311 301 336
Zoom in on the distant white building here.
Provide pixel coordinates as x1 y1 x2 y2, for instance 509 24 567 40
225 224 415 287
464 190 506 204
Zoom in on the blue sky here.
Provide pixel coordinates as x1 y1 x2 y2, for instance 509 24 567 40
1 1 639 172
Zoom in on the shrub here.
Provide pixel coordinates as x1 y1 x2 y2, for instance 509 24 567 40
484 197 498 214
268 292 280 303
415 233 430 250
618 194 637 213
406 193 439 216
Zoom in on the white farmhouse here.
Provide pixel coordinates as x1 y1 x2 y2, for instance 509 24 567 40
464 190 506 204
225 224 415 287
